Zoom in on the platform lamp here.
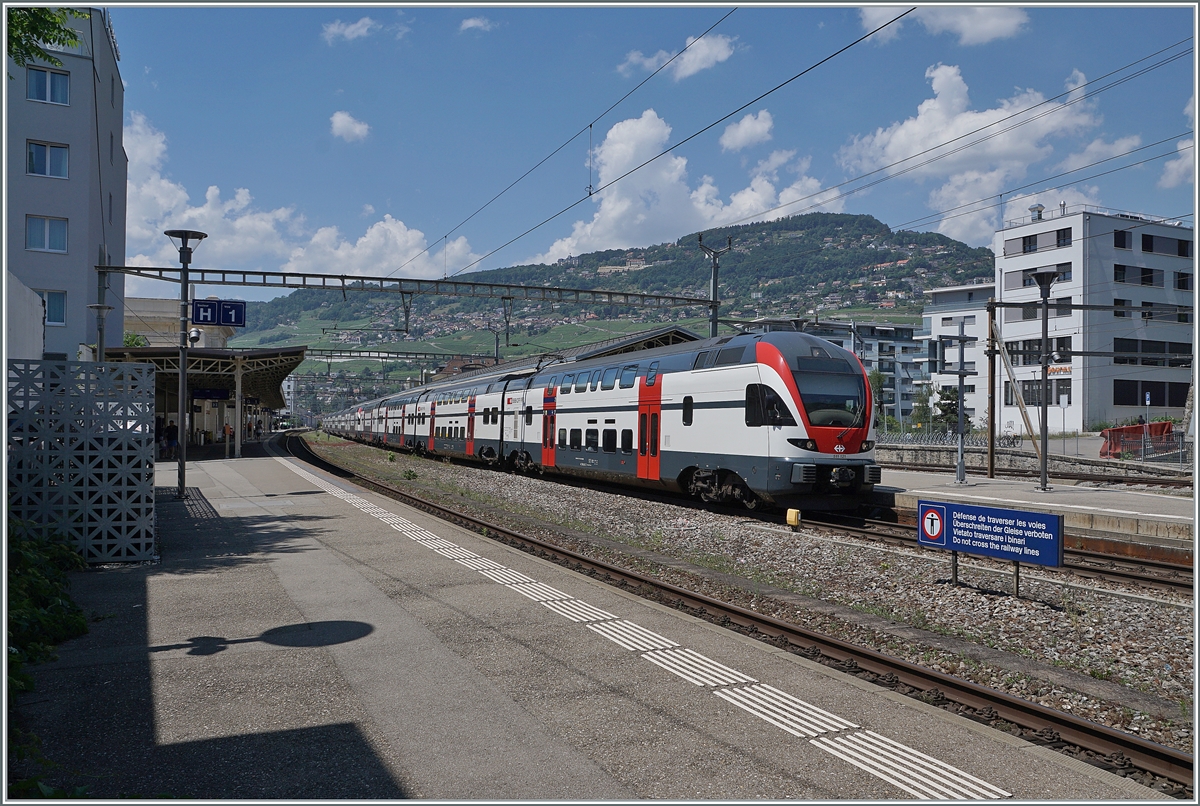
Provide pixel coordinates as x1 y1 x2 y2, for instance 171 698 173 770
165 229 208 499
1030 265 1060 493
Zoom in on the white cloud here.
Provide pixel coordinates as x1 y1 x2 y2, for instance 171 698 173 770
361 204 376 216
322 17 380 45
1159 95 1194 189
460 17 496 33
123 111 472 296
1055 135 1143 174
861 7 1028 46
617 33 734 81
837 64 1097 244
719 110 773 152
528 110 839 264
331 111 370 142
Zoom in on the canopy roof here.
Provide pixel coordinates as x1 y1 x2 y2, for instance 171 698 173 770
105 346 306 410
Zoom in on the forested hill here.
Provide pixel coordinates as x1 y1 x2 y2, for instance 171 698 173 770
242 212 994 338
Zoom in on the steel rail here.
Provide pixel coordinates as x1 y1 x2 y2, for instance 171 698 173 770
285 432 1192 790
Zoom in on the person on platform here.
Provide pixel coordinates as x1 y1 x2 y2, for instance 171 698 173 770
165 420 178 460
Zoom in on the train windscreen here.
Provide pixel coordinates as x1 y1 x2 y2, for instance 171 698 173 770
792 370 864 427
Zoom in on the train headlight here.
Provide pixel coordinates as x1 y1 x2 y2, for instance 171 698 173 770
859 440 874 452
787 438 818 452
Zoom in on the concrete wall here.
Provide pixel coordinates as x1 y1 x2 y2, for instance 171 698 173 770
5 271 46 360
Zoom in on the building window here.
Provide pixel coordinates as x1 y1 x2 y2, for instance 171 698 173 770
35 290 66 325
109 192 113 224
1054 297 1072 317
1114 230 1130 249
1056 228 1072 248
26 216 67 252
1140 267 1163 287
109 132 114 164
1178 240 1192 258
1022 235 1037 253
1114 264 1128 283
27 142 68 177
1142 233 1154 253
1113 298 1129 318
1113 338 1138 365
26 67 69 104
1175 272 1192 291
1140 340 1166 366
1056 262 1072 282
1141 302 1155 320
1053 336 1072 362
1053 379 1072 406
110 74 115 105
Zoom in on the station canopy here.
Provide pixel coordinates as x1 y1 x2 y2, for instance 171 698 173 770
106 346 306 410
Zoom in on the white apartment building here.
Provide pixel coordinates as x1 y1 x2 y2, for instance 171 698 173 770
925 204 1193 436
6 8 126 360
917 280 993 426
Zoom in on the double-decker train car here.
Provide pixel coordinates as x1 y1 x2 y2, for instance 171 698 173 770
322 329 880 511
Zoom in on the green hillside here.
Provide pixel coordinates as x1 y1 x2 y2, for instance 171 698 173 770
230 212 993 374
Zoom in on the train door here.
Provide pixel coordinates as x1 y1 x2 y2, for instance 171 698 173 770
541 380 557 468
466 392 476 457
429 399 437 452
637 370 662 481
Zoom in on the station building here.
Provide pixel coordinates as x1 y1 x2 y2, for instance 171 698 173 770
923 204 1193 435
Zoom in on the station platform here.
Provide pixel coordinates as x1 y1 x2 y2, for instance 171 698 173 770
871 468 1195 561
11 447 1168 799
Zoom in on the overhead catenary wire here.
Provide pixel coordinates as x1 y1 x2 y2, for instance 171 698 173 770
717 41 1193 231
386 7 739 281
448 7 917 278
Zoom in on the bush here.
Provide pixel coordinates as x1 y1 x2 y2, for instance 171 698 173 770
7 522 87 703
7 521 89 797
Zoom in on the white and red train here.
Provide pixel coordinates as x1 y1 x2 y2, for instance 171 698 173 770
322 330 881 511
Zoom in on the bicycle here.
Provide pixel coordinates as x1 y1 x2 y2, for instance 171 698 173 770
997 432 1023 449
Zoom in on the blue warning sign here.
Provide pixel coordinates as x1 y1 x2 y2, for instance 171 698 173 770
917 500 1063 567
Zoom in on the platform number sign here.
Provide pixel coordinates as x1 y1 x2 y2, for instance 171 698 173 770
192 299 247 327
919 503 947 546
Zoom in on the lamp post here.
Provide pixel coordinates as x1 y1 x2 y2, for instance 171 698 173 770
165 229 207 499
1030 266 1060 492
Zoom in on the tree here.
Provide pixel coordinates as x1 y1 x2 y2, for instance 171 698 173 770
933 386 961 432
867 368 886 425
7 7 89 74
911 384 932 429
123 332 150 347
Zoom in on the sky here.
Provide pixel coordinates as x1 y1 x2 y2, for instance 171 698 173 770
110 5 1196 301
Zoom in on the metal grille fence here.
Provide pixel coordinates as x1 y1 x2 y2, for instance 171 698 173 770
7 361 157 562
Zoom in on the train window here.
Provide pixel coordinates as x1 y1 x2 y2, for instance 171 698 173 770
649 414 659 457
585 429 599 451
763 386 797 426
561 374 573 392
692 352 709 370
619 365 638 388
646 361 659 387
548 376 557 391
569 429 582 450
601 366 619 390
745 385 764 427
525 405 533 426
590 369 603 391
639 413 647 456
683 396 694 426
621 429 633 453
575 374 589 393
602 429 617 453
558 428 567 448
715 346 746 366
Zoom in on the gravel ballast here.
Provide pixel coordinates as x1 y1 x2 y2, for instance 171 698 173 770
302 433 1195 756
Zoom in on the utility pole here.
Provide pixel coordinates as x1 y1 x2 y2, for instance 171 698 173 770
939 321 977 485
699 234 732 338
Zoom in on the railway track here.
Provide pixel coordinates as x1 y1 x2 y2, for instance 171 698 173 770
805 513 1194 593
285 431 1193 796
